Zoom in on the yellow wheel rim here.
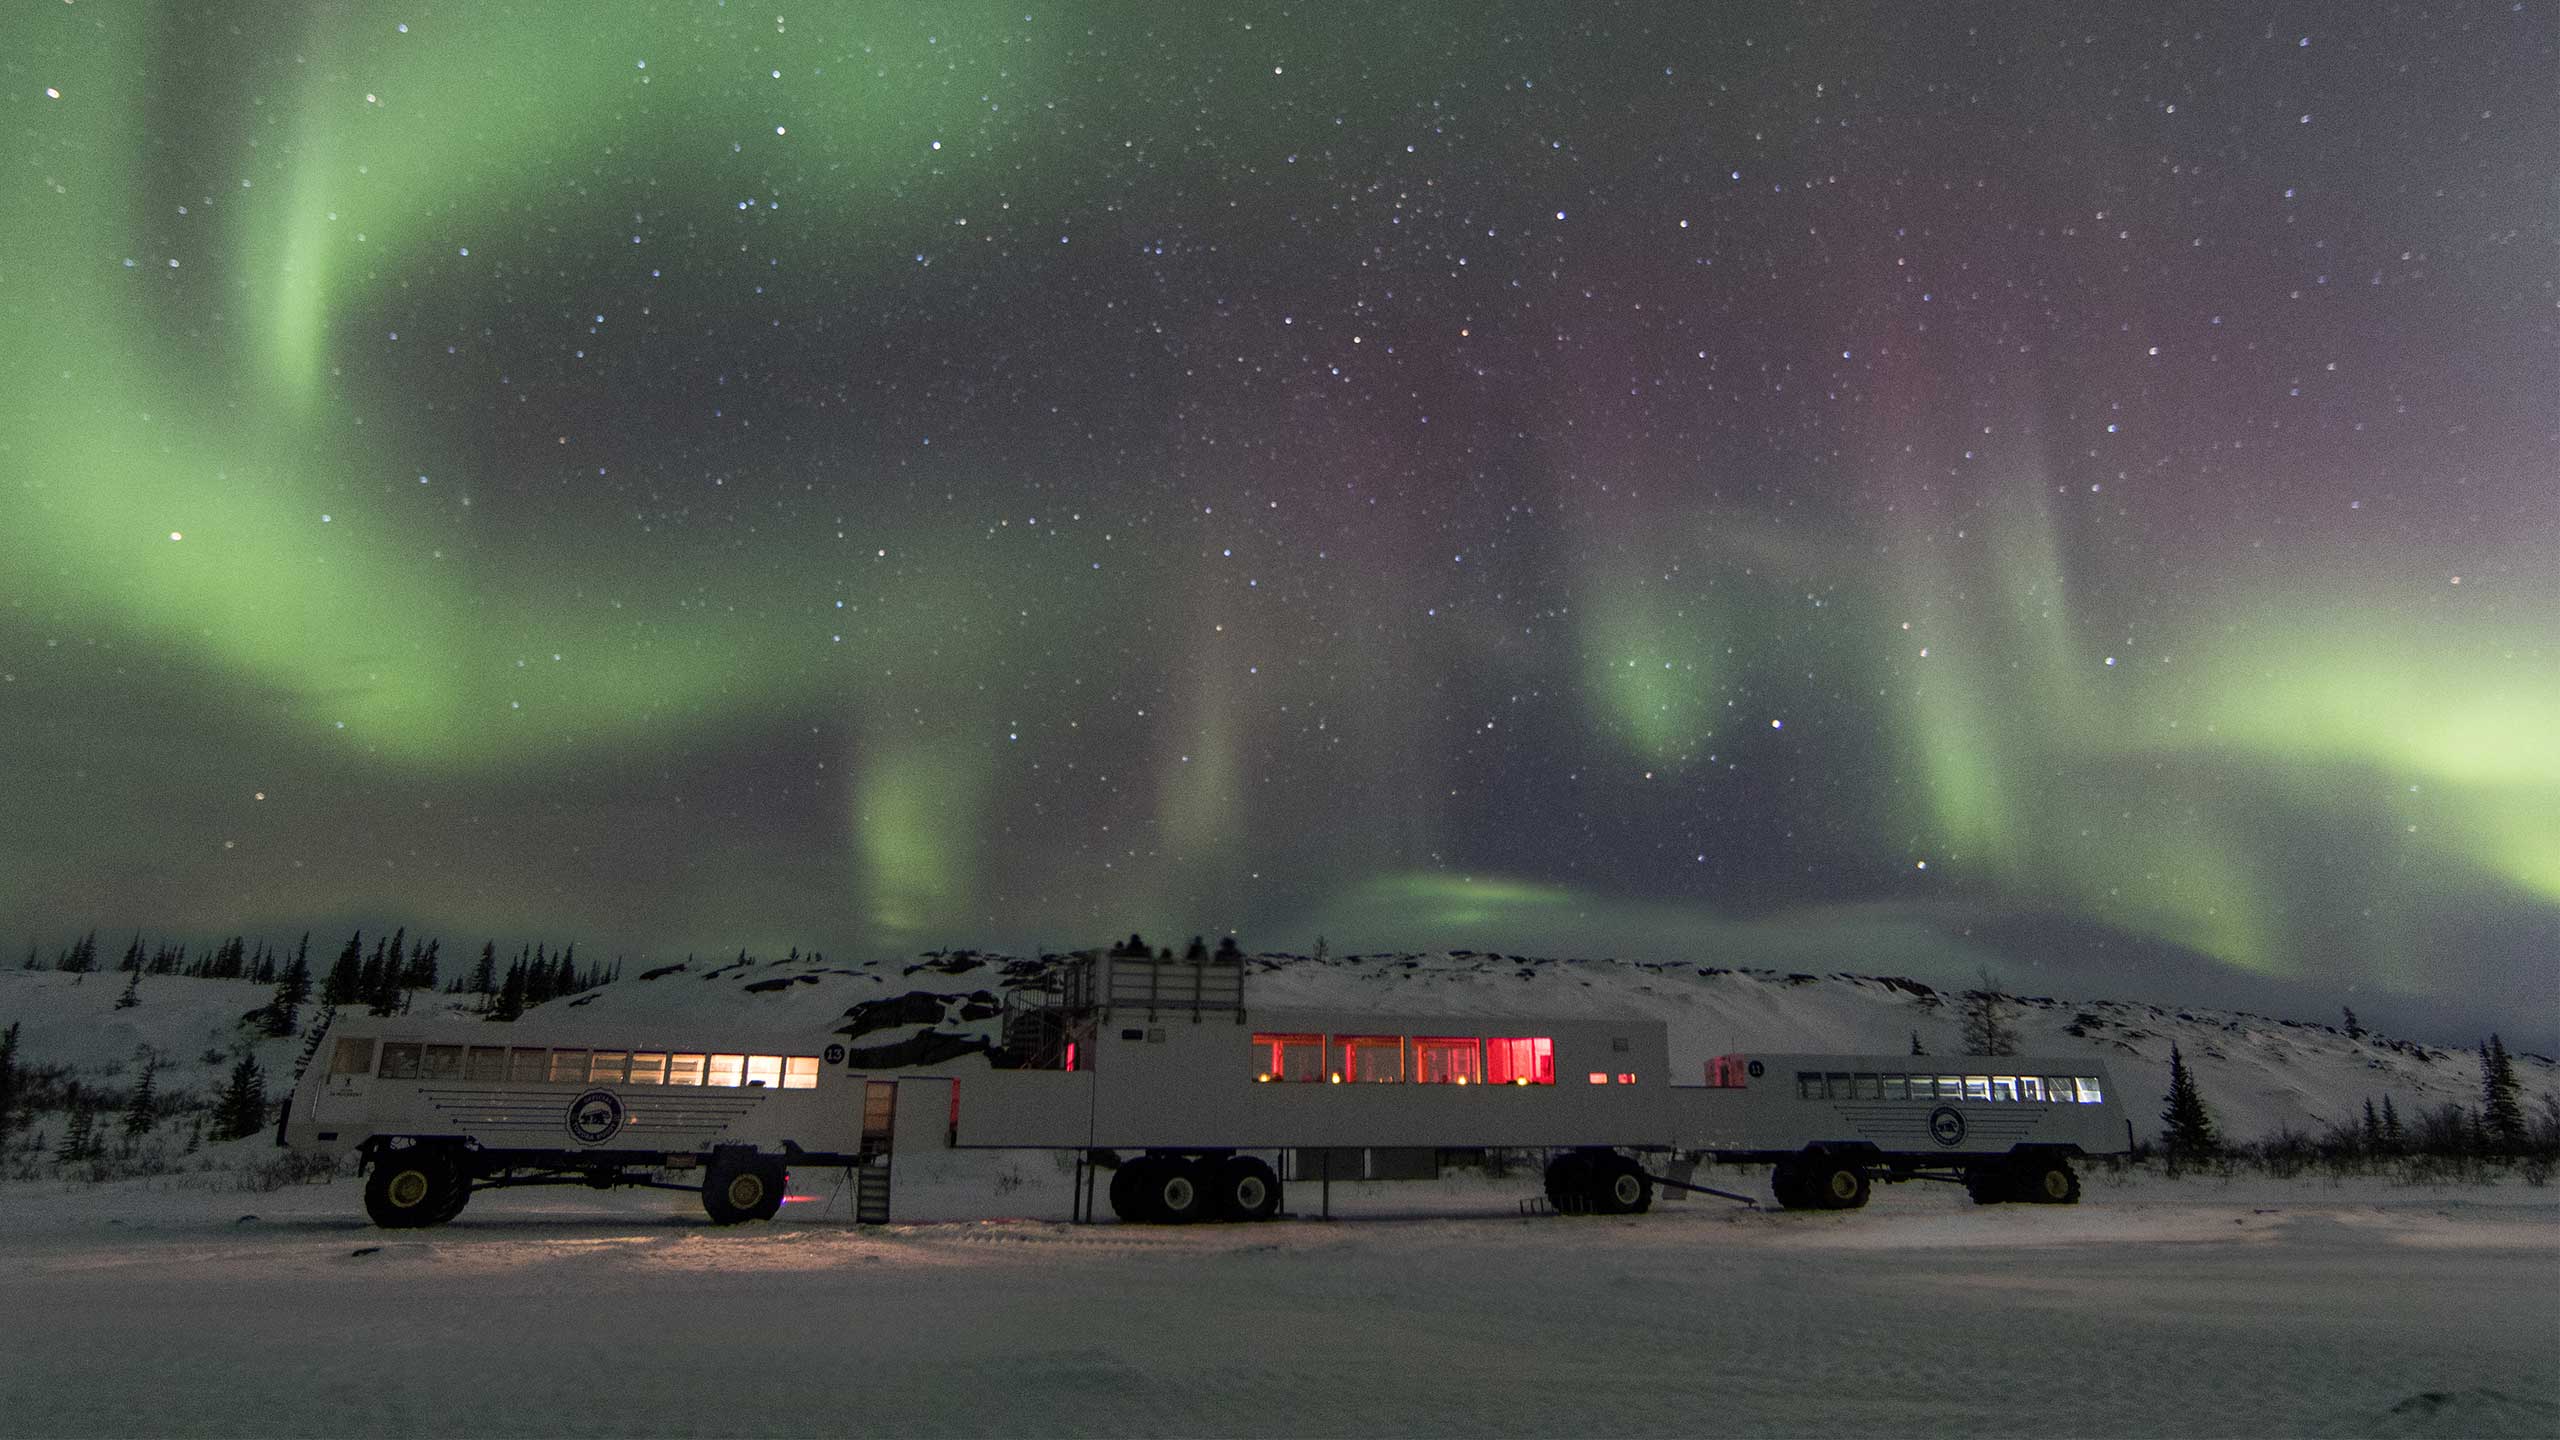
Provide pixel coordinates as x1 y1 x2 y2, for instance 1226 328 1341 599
387 1169 431 1208
727 1173 765 1210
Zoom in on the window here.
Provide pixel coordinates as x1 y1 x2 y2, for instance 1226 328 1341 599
2019 1076 2046 1102
626 1053 667 1085
420 1045 464 1081
1855 1072 1883 1100
783 1056 819 1090
329 1038 375 1076
667 1053 706 1087
1615 1073 1637 1086
1963 1075 1992 1101
745 1055 783 1089
1706 1054 1751 1088
1332 1035 1403 1083
1825 1072 1851 1100
588 1051 628 1084
466 1046 507 1082
1797 1071 1824 1099
705 1054 746 1088
548 1049 590 1084
1589 1072 1612 1085
1939 1075 1963 1101
1990 1076 2019 1102
378 1043 422 1080
1413 1037 1481 1085
1903 1075 1934 1100
2075 1076 2104 1104
1881 1075 1909 1100
508 1048 547 1083
1252 1033 1325 1082
1486 1037 1555 1085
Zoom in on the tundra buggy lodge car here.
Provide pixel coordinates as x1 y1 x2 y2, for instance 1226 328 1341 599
281 949 2129 1227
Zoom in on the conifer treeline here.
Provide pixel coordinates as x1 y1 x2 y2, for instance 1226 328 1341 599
21 928 621 1034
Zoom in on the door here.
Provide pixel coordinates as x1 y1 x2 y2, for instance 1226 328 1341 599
862 1081 897 1144
311 1033 378 1126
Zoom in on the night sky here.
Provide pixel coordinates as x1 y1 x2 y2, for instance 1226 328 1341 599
4 4 2553 1048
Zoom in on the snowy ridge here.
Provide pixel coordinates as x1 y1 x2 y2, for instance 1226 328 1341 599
10 948 2539 1152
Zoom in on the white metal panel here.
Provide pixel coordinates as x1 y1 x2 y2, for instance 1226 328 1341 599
951 1070 1094 1147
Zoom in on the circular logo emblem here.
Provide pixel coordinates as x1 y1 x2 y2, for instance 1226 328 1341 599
823 1043 846 1065
1928 1105 1967 1147
566 1090 625 1145
1746 1060 1765 1078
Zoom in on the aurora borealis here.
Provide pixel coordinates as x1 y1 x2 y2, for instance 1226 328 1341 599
3 4 2552 1047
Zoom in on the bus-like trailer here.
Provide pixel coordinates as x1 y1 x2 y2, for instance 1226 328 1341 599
280 950 2128 1227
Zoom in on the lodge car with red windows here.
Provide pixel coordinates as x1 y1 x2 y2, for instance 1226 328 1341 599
281 949 2129 1228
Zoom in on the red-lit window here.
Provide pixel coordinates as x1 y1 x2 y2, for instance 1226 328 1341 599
1485 1037 1554 1085
1331 1035 1403 1083
1588 1072 1611 1085
1706 1054 1751 1088
1413 1037 1482 1084
1252 1033 1325 1082
1063 1041 1077 1073
1616 1073 1638 1086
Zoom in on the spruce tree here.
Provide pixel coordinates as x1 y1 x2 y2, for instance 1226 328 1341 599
2342 1007 2363 1040
1910 1030 1926 1057
121 1057 158 1140
119 933 146 973
492 961 526 1022
56 1106 94 1163
114 970 141 1010
322 932 364 1007
2381 1095 2404 1152
2480 1035 2526 1153
214 1054 267 1142
264 948 312 1038
2362 1098 2383 1151
469 942 497 1008
2160 1043 2218 1159
1184 935 1209 961
1960 969 2019 1056
0 1021 19 1149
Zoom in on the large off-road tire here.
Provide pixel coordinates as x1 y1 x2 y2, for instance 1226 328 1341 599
1216 1155 1283 1221
364 1149 458 1229
1592 1154 1654 1215
1810 1159 1872 1210
1148 1158 1214 1224
1544 1152 1595 1213
430 1176 474 1224
1770 1163 1817 1211
2021 1157 2082 1205
702 1157 787 1224
1108 1157 1155 1223
1964 1166 2013 1205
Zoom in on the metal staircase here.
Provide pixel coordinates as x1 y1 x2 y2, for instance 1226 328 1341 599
855 1080 897 1224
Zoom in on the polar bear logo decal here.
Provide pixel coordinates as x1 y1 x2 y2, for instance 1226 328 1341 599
567 1090 626 1145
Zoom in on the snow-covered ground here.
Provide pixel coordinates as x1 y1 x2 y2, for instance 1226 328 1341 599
6 957 2555 1435
2 1159 2554 1438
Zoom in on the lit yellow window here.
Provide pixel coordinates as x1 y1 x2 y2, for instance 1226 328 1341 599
1990 1076 2019 1102
667 1053 707 1086
1252 1033 1325 1081
1330 1035 1404 1083
1413 1037 1481 1085
745 1055 783 1089
2075 1076 2104 1104
548 1050 590 1083
783 1056 820 1090
626 1053 667 1085
706 1054 746 1088
588 1051 629 1084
